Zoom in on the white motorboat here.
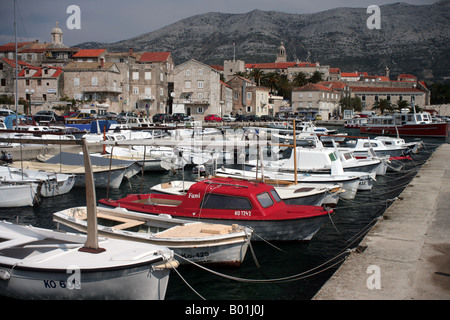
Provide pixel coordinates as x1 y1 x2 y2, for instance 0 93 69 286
337 137 414 158
0 180 40 207
0 220 175 300
0 138 177 300
215 167 360 200
53 206 253 266
0 166 75 197
13 158 128 189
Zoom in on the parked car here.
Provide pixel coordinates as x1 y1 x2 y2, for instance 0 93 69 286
172 113 192 122
105 112 119 120
33 110 64 123
152 113 173 123
204 114 222 122
235 114 249 122
247 115 261 122
61 111 77 118
222 114 236 122
117 112 138 122
260 115 274 122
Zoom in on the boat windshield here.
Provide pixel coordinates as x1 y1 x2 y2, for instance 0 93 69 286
270 189 282 203
201 194 252 210
257 192 274 208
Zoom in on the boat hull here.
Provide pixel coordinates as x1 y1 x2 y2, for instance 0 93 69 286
0 182 39 207
0 262 170 300
360 122 450 138
99 201 328 241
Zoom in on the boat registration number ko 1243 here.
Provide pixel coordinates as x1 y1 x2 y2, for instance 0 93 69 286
234 210 251 217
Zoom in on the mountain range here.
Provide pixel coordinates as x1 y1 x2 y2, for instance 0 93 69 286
77 1 450 83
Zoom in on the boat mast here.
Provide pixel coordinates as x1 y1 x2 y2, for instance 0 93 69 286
14 0 18 130
79 138 105 253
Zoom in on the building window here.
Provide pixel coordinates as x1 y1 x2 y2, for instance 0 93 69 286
160 73 164 82
197 107 204 114
246 106 252 113
132 72 139 80
186 70 191 76
198 81 204 89
299 93 303 98
74 78 80 86
26 79 30 86
198 69 203 75
160 88 164 96
198 92 203 99
145 87 151 96
1 79 5 86
145 72 151 80
133 87 139 94
185 81 191 89
308 93 312 98
91 77 98 86
246 92 252 100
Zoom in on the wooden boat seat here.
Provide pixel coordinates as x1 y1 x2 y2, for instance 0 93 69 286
75 211 146 231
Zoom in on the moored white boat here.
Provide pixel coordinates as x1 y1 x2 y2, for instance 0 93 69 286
0 220 176 299
53 206 253 266
0 166 75 197
0 180 40 207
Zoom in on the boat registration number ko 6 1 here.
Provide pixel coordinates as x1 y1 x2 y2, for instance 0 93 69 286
234 210 251 217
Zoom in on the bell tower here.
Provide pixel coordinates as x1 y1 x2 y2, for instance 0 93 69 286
51 22 63 46
276 41 287 63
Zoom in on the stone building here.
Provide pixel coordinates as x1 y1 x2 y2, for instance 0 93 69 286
173 59 222 119
291 83 341 120
0 57 64 114
127 52 174 116
63 60 122 111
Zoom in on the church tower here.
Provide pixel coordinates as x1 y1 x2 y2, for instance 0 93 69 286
51 22 64 46
276 41 287 63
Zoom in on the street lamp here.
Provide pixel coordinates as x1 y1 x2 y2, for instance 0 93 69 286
25 89 34 115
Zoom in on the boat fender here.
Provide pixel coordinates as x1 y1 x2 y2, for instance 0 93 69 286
0 269 10 280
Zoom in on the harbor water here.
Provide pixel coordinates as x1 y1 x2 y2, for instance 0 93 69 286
0 127 444 300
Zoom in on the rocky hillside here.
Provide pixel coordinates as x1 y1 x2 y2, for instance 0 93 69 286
77 1 450 82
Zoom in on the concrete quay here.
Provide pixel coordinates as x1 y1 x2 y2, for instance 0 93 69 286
313 143 450 300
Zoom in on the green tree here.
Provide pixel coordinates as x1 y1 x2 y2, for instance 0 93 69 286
339 96 362 112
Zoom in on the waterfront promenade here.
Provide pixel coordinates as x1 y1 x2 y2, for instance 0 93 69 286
313 143 450 300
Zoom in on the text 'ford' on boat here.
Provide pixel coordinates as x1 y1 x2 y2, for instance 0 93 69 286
99 177 332 241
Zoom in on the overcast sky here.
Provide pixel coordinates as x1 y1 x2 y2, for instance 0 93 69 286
0 0 439 46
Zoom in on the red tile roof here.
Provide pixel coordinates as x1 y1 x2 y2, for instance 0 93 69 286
341 72 368 77
350 86 423 93
0 41 35 52
139 52 171 62
294 83 334 92
245 62 316 69
329 68 340 74
72 49 106 58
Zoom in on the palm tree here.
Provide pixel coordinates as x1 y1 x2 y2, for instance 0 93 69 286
372 99 393 114
292 72 308 87
249 69 264 86
395 99 409 112
308 71 324 84
262 72 280 94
